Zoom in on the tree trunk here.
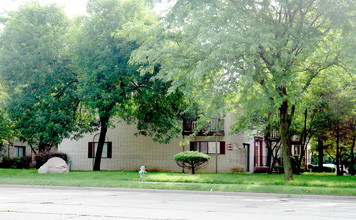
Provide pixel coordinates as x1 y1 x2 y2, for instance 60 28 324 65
267 144 273 174
336 120 342 176
296 109 309 174
29 144 37 155
349 118 355 175
295 158 301 175
271 147 281 174
318 138 324 171
350 134 355 175
93 116 110 171
38 145 46 153
279 98 293 180
191 162 195 174
265 128 273 174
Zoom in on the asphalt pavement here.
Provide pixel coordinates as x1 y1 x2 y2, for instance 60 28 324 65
0 185 355 220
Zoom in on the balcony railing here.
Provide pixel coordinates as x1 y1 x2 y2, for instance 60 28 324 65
182 119 225 136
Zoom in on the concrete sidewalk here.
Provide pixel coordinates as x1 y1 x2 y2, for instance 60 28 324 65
1 185 355 219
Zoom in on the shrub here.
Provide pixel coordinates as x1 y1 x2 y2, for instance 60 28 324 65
1 156 12 168
272 166 306 174
19 156 33 169
1 156 32 169
299 167 306 173
174 151 210 174
312 166 336 173
11 157 21 169
35 153 51 169
51 153 68 163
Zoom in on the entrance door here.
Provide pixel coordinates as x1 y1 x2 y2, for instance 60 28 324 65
254 137 264 166
243 143 250 172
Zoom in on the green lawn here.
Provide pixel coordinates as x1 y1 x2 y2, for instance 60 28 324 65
1 169 355 196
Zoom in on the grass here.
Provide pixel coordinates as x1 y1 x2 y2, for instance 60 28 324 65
0 168 355 196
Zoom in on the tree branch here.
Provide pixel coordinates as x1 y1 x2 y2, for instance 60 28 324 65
259 45 274 67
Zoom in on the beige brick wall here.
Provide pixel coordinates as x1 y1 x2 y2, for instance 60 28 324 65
60 122 183 172
0 141 58 167
0 142 49 159
59 114 258 173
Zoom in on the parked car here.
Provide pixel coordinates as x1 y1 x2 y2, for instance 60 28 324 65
308 164 349 174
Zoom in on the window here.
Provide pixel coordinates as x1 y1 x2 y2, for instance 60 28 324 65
14 146 25 158
190 141 225 154
88 142 112 158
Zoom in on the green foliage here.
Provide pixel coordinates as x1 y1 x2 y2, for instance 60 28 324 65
132 71 189 143
71 0 155 170
71 0 154 119
174 151 211 174
0 0 191 172
129 0 356 180
20 156 33 169
306 67 356 173
1 156 12 168
0 2 81 151
311 154 335 165
71 0 190 170
10 157 20 169
0 83 15 146
1 156 32 169
34 153 52 169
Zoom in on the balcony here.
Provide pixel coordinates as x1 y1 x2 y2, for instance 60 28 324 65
182 119 225 136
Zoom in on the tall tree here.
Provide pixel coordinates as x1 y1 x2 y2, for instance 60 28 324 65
305 60 355 175
71 0 143 170
0 2 81 153
130 0 355 180
73 0 188 170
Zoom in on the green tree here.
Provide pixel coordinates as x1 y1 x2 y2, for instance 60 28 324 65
344 117 356 175
174 151 211 174
130 0 355 180
306 66 355 175
0 2 80 153
326 77 355 175
71 0 142 171
73 0 189 170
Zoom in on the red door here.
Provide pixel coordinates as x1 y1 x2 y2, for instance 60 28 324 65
254 137 264 166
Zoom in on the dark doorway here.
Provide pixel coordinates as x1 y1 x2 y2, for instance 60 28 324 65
243 143 250 172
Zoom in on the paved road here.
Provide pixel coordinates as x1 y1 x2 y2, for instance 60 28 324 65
0 185 355 220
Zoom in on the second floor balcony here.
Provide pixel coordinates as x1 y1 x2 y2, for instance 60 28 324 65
182 119 225 136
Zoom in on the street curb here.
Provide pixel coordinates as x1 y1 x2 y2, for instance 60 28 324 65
1 184 355 200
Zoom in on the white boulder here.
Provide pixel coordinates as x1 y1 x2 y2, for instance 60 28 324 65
38 157 69 174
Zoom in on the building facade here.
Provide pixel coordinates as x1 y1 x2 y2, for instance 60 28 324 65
59 113 269 173
0 141 58 165
0 141 35 159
